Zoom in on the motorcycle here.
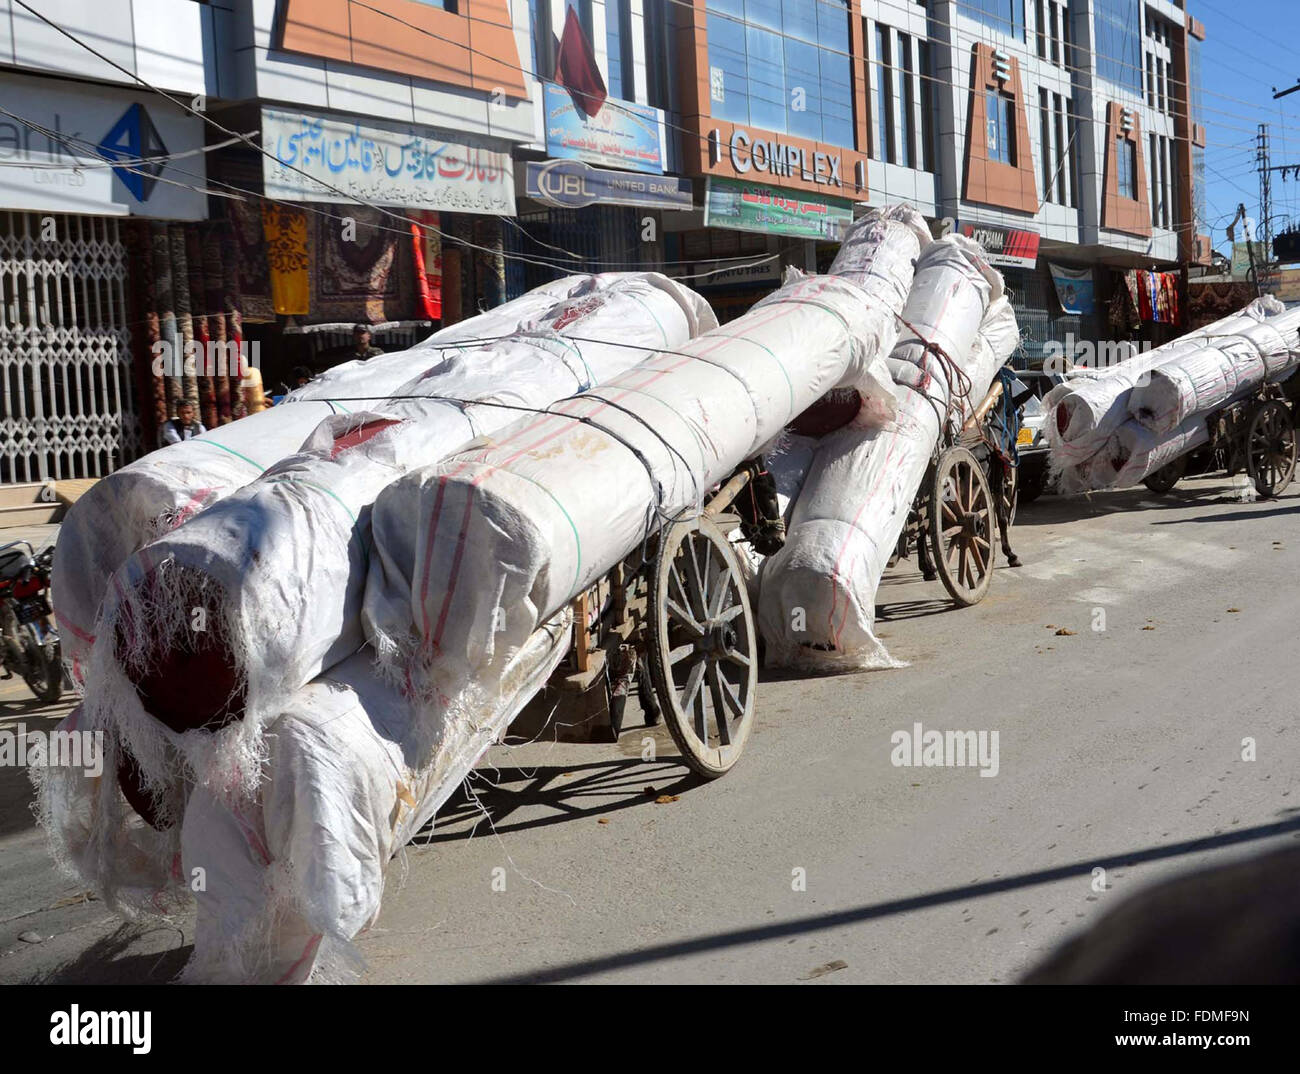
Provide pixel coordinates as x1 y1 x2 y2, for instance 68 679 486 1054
0 540 63 703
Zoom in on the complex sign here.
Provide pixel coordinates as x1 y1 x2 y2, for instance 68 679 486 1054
524 160 692 210
0 72 207 220
710 127 854 191
957 220 1040 268
543 83 665 175
261 108 515 215
704 177 853 241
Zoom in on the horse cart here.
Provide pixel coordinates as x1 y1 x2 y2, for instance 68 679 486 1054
889 365 1030 606
1142 377 1300 498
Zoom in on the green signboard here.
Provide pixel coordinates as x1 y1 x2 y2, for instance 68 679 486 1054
704 177 854 241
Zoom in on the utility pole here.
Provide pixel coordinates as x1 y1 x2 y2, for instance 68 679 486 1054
1257 123 1273 292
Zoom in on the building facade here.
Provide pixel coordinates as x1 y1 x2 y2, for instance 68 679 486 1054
0 0 1210 480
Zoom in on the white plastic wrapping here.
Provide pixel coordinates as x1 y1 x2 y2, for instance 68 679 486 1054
1129 307 1300 433
181 618 571 983
1044 297 1285 457
362 209 926 716
757 242 1014 668
52 276 597 685
81 273 715 811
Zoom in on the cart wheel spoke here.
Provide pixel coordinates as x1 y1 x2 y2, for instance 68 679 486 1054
707 665 733 746
715 602 746 624
667 643 695 666
680 656 706 716
711 663 745 720
665 597 704 637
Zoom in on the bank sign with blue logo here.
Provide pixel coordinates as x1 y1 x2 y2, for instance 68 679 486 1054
543 83 666 175
0 71 207 220
524 160 692 210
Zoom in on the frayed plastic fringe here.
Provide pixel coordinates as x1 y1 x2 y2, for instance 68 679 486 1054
87 556 271 802
30 733 190 920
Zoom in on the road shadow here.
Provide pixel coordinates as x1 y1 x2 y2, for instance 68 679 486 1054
877 597 958 622
1013 481 1284 526
469 814 1300 984
413 758 701 844
23 922 191 985
1150 500 1300 525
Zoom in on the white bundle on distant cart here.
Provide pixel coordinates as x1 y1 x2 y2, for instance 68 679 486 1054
757 238 1014 668
79 273 715 818
363 208 928 739
51 275 595 685
1128 306 1300 434
1051 299 1300 492
1044 297 1286 459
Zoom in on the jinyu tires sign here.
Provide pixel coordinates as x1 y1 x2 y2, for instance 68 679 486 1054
704 177 853 241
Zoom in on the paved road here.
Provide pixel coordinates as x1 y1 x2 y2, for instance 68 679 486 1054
2 476 1298 983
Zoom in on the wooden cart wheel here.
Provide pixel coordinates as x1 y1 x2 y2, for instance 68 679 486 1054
928 446 997 607
1143 455 1186 493
647 516 757 779
1246 401 1297 498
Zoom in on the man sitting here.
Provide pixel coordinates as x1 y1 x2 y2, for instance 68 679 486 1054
351 323 384 360
159 401 205 447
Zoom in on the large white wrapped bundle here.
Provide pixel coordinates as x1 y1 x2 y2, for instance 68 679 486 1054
81 273 715 810
1130 340 1260 434
180 620 570 983
1045 297 1285 457
363 209 926 713
1057 414 1212 492
1111 415 1212 488
757 246 1014 668
1129 307 1300 433
52 276 597 685
37 615 570 973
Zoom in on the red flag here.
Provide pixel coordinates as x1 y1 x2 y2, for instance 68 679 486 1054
554 5 607 118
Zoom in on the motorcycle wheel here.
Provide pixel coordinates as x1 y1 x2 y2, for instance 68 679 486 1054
21 627 62 704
